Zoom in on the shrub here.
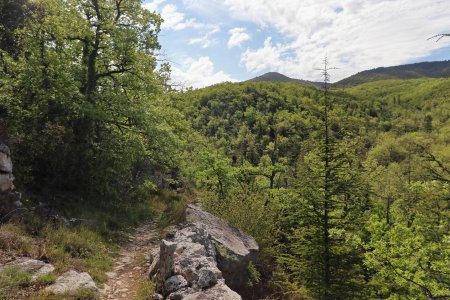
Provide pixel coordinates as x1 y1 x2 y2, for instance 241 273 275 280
135 279 156 300
0 223 33 255
41 226 112 283
0 266 32 299
36 272 57 285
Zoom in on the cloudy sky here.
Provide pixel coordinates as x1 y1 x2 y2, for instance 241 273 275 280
143 0 450 88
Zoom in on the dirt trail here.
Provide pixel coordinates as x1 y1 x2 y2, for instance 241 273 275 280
100 222 162 300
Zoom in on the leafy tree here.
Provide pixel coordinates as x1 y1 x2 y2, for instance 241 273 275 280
0 0 184 203
0 0 29 55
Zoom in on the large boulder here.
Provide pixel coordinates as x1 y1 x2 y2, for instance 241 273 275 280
45 270 99 295
153 204 259 299
155 224 241 300
0 258 55 280
0 143 14 192
186 204 259 290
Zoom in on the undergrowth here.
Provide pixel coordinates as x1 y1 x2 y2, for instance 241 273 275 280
135 279 156 300
0 266 32 300
0 190 188 298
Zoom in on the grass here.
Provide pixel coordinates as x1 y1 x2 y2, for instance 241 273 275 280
36 273 57 286
156 191 188 227
40 225 113 284
0 190 189 298
33 288 99 300
135 279 156 300
0 266 32 300
0 223 34 256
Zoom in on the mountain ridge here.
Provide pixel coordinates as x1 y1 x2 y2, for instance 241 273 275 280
246 72 324 87
246 60 450 88
335 60 450 86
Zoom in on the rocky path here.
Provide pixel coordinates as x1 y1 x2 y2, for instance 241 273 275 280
100 222 161 300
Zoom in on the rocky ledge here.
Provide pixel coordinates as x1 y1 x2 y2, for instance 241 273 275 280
0 143 14 192
151 204 259 300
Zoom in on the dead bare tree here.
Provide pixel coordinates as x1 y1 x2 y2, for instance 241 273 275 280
428 33 450 42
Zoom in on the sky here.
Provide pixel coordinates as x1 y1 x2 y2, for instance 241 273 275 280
143 0 450 88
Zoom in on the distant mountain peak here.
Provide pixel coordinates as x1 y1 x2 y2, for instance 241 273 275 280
247 72 323 87
336 60 450 87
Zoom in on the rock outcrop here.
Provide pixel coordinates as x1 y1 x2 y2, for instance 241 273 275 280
186 204 259 291
152 204 258 300
0 258 55 281
45 270 99 295
0 259 98 295
0 144 14 192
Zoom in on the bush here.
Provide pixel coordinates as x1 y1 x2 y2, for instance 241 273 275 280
0 223 33 255
36 272 57 285
0 266 32 299
135 279 156 300
41 226 112 283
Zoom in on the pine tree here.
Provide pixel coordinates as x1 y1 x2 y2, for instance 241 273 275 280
278 58 367 299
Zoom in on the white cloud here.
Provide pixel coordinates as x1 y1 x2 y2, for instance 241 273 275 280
189 27 220 48
223 0 450 81
171 57 236 88
228 28 251 48
241 37 297 74
144 2 208 31
142 0 166 12
159 4 201 30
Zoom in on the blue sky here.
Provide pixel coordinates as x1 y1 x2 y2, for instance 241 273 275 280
143 0 450 88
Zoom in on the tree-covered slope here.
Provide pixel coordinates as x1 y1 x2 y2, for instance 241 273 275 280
247 72 323 87
336 60 450 86
179 78 450 299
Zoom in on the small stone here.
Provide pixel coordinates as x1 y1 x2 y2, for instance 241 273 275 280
197 268 218 289
153 293 164 300
164 275 188 294
120 256 132 264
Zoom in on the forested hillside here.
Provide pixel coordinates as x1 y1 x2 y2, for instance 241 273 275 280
247 72 322 87
0 0 449 299
335 60 450 86
177 78 450 299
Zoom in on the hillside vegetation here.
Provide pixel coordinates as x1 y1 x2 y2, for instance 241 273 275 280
247 72 322 87
177 78 450 299
0 0 449 299
335 60 450 86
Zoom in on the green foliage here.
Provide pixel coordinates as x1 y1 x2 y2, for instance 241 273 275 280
135 279 156 300
1 1 449 298
0 223 33 255
41 226 112 283
247 261 261 287
179 77 450 299
36 272 57 286
157 192 187 227
0 0 29 55
335 61 450 86
34 288 99 300
0 0 186 206
0 266 32 299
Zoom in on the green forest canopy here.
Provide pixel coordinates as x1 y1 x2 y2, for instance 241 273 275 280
0 0 449 299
